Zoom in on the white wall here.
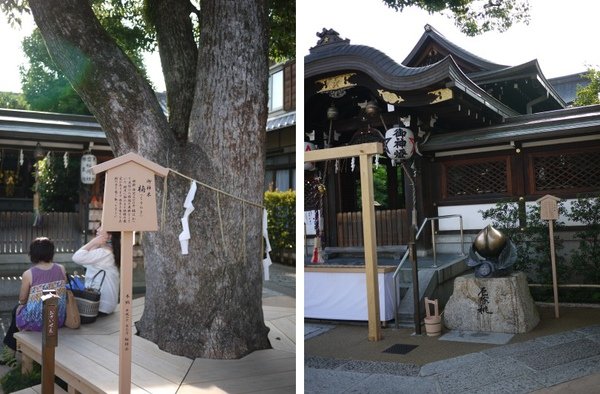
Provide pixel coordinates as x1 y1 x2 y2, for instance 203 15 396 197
438 199 585 231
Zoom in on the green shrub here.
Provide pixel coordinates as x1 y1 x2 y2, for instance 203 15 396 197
264 190 295 252
36 155 80 212
565 195 600 284
0 362 41 393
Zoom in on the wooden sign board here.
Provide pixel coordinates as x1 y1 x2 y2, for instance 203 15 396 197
100 162 159 231
537 194 560 221
92 152 169 231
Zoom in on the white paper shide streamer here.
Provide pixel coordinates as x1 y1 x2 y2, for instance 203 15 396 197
262 208 272 281
178 181 197 255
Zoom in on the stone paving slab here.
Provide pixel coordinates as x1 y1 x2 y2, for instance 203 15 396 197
431 356 532 393
305 368 373 394
419 352 491 377
528 354 600 388
305 356 349 370
464 375 544 394
344 373 439 394
338 360 420 376
511 338 600 370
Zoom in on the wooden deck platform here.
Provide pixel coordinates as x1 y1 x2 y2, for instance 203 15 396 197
15 295 295 393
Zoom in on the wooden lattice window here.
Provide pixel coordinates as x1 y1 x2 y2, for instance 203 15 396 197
443 158 509 198
531 150 600 193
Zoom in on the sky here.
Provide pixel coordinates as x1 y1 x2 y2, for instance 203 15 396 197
298 0 600 79
0 12 165 93
1 2 599 93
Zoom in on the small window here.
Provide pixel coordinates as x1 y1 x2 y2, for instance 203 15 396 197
269 70 283 112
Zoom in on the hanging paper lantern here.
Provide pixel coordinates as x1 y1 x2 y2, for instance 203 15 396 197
304 141 316 171
80 152 97 184
384 126 415 164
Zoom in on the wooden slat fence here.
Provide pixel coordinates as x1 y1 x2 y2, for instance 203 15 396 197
336 209 409 247
0 212 80 254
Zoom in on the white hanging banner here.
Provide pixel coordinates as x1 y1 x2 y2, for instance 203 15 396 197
178 181 197 255
262 208 272 281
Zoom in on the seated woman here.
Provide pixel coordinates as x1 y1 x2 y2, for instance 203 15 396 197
71 224 120 316
17 237 67 331
3 237 67 351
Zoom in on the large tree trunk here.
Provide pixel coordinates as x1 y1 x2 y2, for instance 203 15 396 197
29 0 271 359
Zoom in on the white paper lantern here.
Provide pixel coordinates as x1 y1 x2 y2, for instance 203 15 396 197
304 141 316 171
80 153 97 184
384 127 415 164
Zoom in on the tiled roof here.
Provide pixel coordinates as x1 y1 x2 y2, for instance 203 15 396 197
266 111 295 132
305 29 518 119
402 24 506 71
422 105 600 152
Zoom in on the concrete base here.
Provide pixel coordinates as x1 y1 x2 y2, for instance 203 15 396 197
443 272 539 333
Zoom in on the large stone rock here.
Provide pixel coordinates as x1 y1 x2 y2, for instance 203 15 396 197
443 272 539 333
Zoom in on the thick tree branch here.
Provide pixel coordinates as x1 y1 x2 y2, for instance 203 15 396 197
29 0 174 159
146 0 198 142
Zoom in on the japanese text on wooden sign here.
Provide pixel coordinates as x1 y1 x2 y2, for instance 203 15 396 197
101 162 159 231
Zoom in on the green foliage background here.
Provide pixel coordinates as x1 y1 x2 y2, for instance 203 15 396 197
264 190 295 251
36 155 80 212
574 68 600 106
481 198 600 303
566 195 600 286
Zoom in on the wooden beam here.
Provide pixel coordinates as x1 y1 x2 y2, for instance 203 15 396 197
359 154 382 341
304 142 383 162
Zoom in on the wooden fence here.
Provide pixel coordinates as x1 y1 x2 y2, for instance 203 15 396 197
0 212 81 254
336 209 409 247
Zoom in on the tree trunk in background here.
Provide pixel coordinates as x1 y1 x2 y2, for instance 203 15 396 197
29 0 271 359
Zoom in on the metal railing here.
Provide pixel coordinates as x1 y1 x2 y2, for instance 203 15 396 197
393 214 464 328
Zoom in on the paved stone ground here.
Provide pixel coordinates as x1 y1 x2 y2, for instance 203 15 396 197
263 262 296 298
305 325 600 393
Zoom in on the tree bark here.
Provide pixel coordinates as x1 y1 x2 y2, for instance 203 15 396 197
29 0 271 359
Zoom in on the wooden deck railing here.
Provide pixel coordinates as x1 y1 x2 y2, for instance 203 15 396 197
0 212 80 254
336 209 409 247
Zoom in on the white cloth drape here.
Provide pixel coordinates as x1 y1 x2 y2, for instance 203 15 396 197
262 208 272 281
178 181 197 255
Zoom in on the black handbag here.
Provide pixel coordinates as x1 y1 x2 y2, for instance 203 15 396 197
70 270 105 324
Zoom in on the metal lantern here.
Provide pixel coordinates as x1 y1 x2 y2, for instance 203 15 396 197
33 142 45 161
364 101 380 117
80 152 97 184
304 141 316 171
326 105 338 120
384 126 415 164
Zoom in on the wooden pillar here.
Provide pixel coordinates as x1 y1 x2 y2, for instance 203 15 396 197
119 231 134 393
359 154 382 341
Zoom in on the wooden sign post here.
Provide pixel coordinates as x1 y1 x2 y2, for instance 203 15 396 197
41 290 59 394
305 142 383 341
92 153 168 394
537 194 561 318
